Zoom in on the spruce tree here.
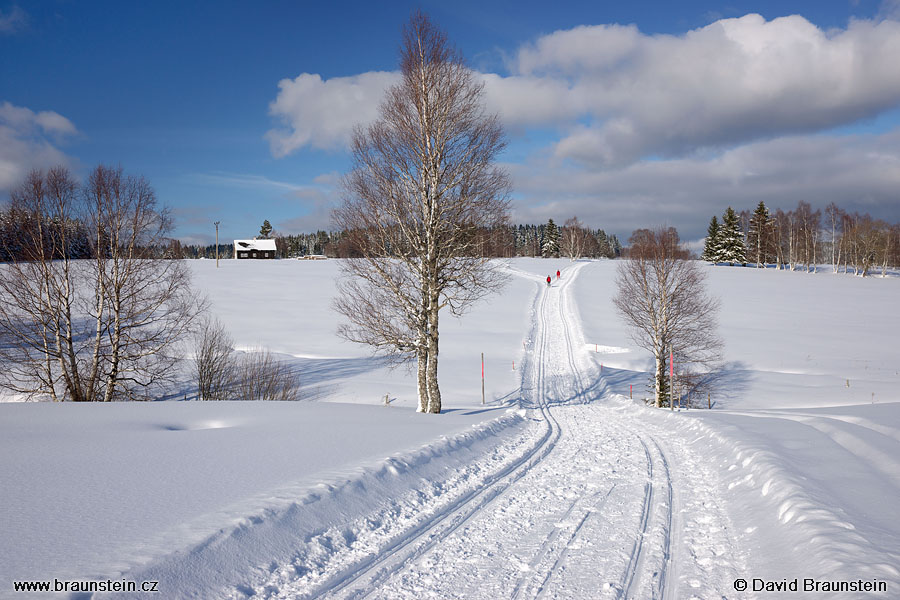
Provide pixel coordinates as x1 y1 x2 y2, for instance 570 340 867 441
701 216 721 262
747 201 774 267
719 207 746 265
542 218 560 258
259 219 273 239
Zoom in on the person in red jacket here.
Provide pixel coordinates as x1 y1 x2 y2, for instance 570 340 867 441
546 275 552 286
556 270 560 280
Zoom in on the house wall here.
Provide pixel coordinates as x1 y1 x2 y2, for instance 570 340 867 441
236 250 275 259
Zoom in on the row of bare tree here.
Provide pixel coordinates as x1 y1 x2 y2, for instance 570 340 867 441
725 200 900 276
0 166 204 401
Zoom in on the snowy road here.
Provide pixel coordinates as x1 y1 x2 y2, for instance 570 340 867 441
246 264 746 599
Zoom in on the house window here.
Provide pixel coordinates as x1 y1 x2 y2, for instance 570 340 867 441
252 252 257 258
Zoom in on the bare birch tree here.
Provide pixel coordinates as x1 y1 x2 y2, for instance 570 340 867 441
333 12 510 414
0 168 83 400
795 201 821 273
561 216 589 260
0 165 204 401
847 213 882 277
85 165 205 400
825 202 843 273
193 317 234 401
613 228 722 408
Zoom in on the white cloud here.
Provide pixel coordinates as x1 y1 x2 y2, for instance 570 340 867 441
478 73 582 129
265 71 401 157
0 102 78 191
267 14 900 166
880 0 900 20
508 14 900 165
262 13 900 239
0 5 26 34
194 172 307 192
515 23 642 76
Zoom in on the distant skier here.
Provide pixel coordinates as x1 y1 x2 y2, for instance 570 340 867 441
556 270 560 280
547 275 551 286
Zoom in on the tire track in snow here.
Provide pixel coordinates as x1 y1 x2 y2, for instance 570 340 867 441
354 263 613 599
552 263 672 600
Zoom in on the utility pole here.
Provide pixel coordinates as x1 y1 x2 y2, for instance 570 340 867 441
214 221 221 268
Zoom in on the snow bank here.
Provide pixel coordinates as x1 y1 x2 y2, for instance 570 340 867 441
0 401 532 597
639 404 900 592
573 260 900 590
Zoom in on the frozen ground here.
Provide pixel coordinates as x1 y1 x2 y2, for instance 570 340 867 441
1 258 898 598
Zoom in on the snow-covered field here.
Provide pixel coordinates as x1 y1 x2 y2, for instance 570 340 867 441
2 258 898 598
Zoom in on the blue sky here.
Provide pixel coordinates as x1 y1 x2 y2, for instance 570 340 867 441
2 0 900 244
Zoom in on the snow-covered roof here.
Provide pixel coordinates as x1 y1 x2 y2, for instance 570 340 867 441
234 239 277 251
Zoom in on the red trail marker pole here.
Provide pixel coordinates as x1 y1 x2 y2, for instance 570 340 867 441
670 347 674 412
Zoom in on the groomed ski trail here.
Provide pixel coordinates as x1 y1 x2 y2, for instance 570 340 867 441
241 263 745 600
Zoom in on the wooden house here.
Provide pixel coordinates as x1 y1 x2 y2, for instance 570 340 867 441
233 239 277 259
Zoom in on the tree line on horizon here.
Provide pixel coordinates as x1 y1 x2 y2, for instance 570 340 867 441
1 208 620 262
172 219 621 261
700 201 900 276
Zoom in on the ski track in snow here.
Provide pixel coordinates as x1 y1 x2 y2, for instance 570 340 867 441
232 263 745 600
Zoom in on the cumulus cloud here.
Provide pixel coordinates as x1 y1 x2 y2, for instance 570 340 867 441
478 73 582 130
0 102 78 191
262 13 900 240
267 14 900 166
265 71 400 157
508 130 900 239
510 14 900 166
